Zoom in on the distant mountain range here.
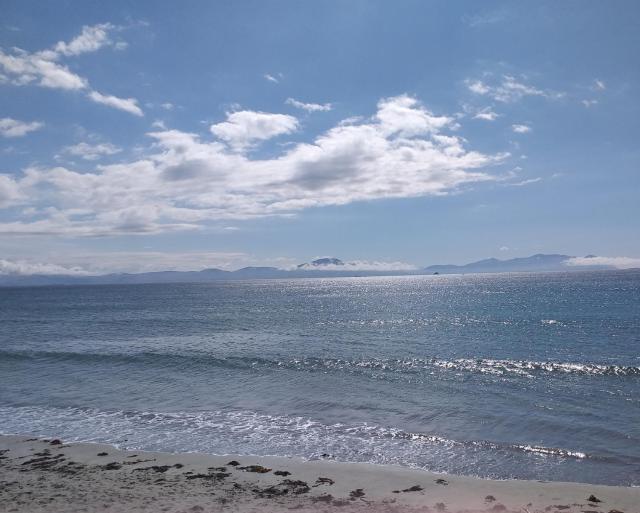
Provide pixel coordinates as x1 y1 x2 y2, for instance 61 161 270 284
0 254 631 287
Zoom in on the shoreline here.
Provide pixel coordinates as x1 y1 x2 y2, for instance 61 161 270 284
1 435 637 512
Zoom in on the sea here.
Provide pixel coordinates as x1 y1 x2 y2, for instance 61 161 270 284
0 270 638 485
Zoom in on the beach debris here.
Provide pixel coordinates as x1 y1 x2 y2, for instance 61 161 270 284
283 479 310 494
227 460 240 466
349 488 366 501
255 479 310 497
485 495 496 502
239 464 271 473
435 478 449 485
207 466 227 472
274 470 291 476
173 463 184 469
49 439 62 445
122 458 156 466
313 477 335 486
97 452 108 456
313 494 334 503
587 495 602 503
186 472 230 480
133 465 174 473
101 462 122 470
401 485 423 492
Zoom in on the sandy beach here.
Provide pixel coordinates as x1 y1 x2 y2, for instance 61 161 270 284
0 435 637 513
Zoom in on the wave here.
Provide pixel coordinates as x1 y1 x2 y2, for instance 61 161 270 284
3 348 638 378
0 404 593 464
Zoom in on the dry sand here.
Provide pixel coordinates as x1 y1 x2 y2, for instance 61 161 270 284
1 434 638 513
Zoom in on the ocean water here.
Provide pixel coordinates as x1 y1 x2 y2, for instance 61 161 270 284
0 271 639 485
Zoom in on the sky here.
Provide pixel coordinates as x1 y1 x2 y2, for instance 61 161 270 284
0 0 639 274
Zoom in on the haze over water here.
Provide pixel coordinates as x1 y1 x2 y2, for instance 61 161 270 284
1 270 639 485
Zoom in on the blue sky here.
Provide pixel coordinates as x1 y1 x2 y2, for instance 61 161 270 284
0 1 639 274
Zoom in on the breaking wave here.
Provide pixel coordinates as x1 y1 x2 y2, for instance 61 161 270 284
2 349 638 378
0 405 594 468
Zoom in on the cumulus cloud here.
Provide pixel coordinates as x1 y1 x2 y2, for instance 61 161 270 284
0 174 22 207
0 48 87 89
565 256 640 270
88 91 143 116
511 124 531 133
285 98 332 112
0 24 142 116
210 110 298 151
0 118 44 137
53 23 114 56
466 75 562 103
0 95 506 237
62 142 121 160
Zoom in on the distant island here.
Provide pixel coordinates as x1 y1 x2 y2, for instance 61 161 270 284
0 254 634 287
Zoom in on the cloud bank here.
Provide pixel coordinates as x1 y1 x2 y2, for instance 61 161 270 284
565 256 640 269
0 259 90 276
0 95 506 237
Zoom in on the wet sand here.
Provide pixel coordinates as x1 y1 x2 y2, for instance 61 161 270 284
0 435 637 512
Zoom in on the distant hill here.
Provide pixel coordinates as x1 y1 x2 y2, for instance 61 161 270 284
0 254 627 287
424 254 588 274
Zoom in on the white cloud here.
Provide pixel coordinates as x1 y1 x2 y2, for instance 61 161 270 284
467 80 491 95
0 118 44 137
160 102 174 110
499 246 510 251
505 177 541 186
466 75 562 103
473 107 499 121
88 91 143 116
0 48 87 89
0 24 143 116
285 98 332 112
53 23 114 56
592 79 606 91
511 124 531 133
565 256 640 270
210 110 298 150
0 95 506 237
0 174 22 207
0 258 90 276
62 142 121 160
264 73 280 83
582 99 598 108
